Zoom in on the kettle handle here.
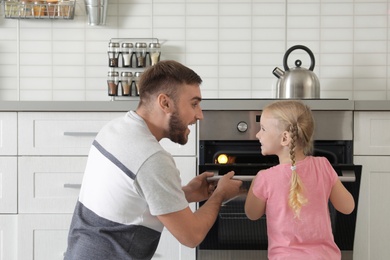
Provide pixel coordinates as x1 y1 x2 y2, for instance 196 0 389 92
283 45 315 72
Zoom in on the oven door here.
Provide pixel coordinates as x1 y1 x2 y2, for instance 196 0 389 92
197 164 362 260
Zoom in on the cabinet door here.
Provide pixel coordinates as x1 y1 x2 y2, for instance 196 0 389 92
354 156 390 260
18 112 123 155
18 214 72 260
153 157 196 260
0 112 17 155
0 157 17 213
18 157 87 213
354 112 390 155
0 215 17 260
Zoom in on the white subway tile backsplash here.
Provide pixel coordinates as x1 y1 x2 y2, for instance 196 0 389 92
354 41 387 53
219 16 252 28
219 66 251 78
186 41 219 53
186 3 219 16
19 78 52 90
321 16 353 28
0 53 17 65
219 28 252 41
321 29 353 41
153 4 185 16
186 16 218 28
354 16 387 28
252 3 285 16
1 0 389 101
354 78 386 91
186 53 218 66
354 3 388 15
186 28 218 41
321 3 353 16
219 3 252 16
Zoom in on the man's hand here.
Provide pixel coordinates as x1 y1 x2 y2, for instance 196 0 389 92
182 172 217 203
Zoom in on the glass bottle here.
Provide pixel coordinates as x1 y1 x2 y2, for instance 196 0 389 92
120 72 133 96
33 0 46 17
134 42 147 68
107 42 120 68
107 71 119 96
149 43 161 66
134 72 142 96
121 43 133 68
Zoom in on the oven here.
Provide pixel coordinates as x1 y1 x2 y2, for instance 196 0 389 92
196 109 362 260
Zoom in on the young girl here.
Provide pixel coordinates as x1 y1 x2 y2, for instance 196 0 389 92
245 100 355 260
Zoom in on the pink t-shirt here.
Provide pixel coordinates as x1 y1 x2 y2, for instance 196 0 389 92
252 156 340 260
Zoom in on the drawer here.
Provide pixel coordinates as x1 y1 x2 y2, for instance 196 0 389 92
18 112 123 155
18 157 86 213
0 157 17 213
18 214 72 260
354 112 390 155
0 215 17 260
0 112 17 155
18 112 196 156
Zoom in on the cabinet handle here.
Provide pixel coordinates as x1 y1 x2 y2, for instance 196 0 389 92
64 183 82 189
63 132 98 136
339 170 356 183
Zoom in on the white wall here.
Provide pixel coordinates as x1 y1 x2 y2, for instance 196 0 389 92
0 0 389 101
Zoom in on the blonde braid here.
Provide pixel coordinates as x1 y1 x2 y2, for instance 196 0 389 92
288 124 307 219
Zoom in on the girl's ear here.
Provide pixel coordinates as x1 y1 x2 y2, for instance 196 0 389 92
281 131 291 147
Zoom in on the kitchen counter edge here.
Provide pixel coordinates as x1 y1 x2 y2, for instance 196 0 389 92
0 100 389 112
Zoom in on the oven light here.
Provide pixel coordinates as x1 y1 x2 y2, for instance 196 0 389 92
217 154 228 164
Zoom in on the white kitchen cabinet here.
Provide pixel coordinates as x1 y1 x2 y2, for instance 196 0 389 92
18 156 87 213
354 111 390 155
0 215 17 260
0 112 17 155
17 214 72 260
353 112 390 260
0 157 17 213
153 157 197 260
18 112 123 156
14 111 197 260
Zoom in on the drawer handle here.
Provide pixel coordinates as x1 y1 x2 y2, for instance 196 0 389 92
64 184 82 189
63 132 98 136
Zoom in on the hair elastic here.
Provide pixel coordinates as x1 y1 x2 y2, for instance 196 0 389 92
291 165 297 171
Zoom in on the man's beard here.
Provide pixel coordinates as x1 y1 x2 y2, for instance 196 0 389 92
168 109 189 145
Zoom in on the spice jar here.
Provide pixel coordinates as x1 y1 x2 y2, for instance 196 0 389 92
134 42 147 68
107 71 119 96
107 42 120 68
149 43 161 66
47 0 58 17
19 0 32 17
120 72 133 96
59 0 70 17
33 0 46 17
121 43 134 68
133 72 142 96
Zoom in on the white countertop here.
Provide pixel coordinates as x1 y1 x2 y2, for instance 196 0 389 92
0 99 388 112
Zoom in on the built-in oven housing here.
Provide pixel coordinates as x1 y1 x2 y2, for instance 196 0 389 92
197 109 361 260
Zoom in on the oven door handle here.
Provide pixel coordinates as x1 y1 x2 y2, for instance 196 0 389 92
339 170 356 182
207 175 255 182
207 171 356 183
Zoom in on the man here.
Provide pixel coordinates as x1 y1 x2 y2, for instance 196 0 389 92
64 60 242 260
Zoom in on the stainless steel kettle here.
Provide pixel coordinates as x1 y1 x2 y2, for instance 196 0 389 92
273 45 320 99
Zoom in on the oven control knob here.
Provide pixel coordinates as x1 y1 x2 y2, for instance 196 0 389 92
237 121 248 132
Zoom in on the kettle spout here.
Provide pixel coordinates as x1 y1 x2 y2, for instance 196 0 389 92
273 67 285 79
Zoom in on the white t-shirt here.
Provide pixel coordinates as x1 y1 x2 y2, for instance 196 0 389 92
64 111 188 260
